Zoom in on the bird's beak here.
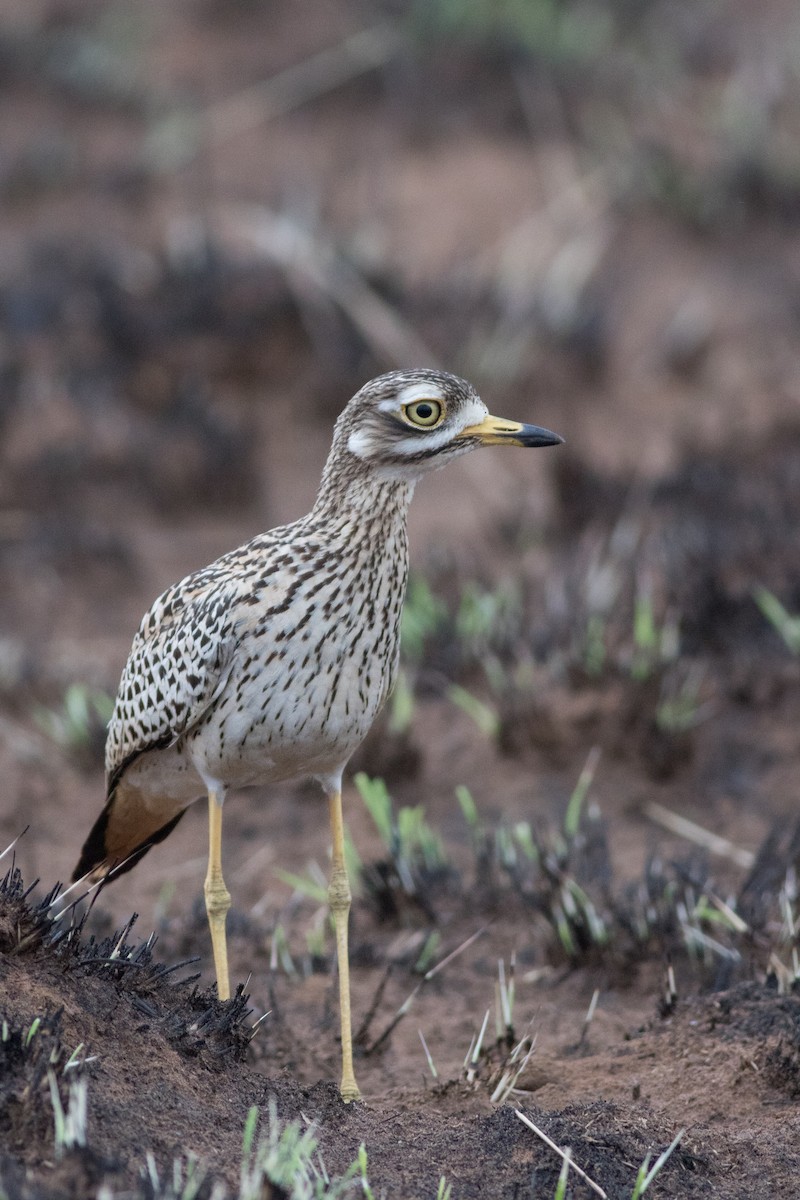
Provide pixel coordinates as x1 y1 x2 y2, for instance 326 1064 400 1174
458 414 564 448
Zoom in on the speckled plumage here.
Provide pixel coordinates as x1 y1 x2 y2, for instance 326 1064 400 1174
76 369 479 879
110 494 408 794
73 367 562 1101
91 475 411 871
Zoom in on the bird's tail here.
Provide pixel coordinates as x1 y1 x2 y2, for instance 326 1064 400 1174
73 779 189 884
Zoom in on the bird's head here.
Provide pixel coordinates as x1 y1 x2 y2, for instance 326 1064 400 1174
332 369 563 484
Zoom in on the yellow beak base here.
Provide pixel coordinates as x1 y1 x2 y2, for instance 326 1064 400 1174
458 414 564 448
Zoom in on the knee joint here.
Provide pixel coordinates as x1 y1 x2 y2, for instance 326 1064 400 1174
204 875 231 919
328 868 351 914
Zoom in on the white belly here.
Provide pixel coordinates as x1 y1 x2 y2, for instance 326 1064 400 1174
187 641 395 788
125 628 398 802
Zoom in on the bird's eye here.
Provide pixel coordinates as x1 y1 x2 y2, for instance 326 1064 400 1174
403 399 443 427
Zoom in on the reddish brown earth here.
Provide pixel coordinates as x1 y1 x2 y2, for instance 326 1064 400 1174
3 1 800 1197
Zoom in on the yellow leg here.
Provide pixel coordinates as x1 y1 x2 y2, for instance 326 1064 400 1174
328 788 360 1102
204 789 231 1001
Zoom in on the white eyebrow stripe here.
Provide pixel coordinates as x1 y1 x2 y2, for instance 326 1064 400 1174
396 381 447 408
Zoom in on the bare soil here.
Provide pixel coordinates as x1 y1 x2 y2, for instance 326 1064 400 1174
3 1 800 1196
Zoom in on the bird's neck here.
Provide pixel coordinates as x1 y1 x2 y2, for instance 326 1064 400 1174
311 452 416 527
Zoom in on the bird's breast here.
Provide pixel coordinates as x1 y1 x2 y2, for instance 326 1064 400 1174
186 553 406 787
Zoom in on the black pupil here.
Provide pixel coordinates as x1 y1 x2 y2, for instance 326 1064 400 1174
416 403 433 420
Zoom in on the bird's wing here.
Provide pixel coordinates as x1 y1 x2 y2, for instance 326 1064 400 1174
105 572 241 791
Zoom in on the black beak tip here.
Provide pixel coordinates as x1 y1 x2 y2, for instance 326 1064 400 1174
521 424 565 448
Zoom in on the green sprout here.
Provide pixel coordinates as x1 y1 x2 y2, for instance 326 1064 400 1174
630 1129 685 1199
414 930 441 975
418 1028 438 1079
753 585 800 654
305 910 329 962
564 746 601 838
553 1148 572 1200
447 684 500 738
355 773 393 846
355 773 446 877
400 574 448 662
495 955 516 1039
357 1145 376 1200
34 682 114 757
239 1099 361 1200
388 668 415 734
47 1071 88 1158
142 1150 205 1200
455 581 520 656
630 593 678 681
269 923 297 977
274 866 328 906
455 784 479 832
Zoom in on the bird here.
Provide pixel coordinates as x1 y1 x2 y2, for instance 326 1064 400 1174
72 368 563 1102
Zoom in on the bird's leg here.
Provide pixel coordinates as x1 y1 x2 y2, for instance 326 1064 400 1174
327 787 360 1102
204 788 231 1001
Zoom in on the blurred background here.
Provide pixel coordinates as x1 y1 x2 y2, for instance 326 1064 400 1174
2 0 800 945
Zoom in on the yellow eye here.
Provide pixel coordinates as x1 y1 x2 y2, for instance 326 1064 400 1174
403 399 443 427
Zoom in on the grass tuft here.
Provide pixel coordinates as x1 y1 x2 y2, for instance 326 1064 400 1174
355 773 450 919
48 1070 88 1157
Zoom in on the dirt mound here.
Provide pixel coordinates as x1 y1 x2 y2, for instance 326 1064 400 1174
2 857 800 1199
